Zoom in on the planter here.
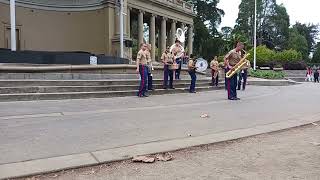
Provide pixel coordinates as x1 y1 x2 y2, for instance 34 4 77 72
273 67 284 71
259 67 271 70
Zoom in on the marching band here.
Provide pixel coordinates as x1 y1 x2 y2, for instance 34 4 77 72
136 28 250 100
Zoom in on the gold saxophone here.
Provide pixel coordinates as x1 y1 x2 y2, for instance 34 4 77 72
226 53 250 79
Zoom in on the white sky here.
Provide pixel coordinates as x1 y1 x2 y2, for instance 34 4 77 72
217 0 320 29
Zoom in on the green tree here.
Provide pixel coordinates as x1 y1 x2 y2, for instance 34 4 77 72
268 4 290 50
221 26 233 40
293 22 319 55
234 0 290 49
312 43 320 63
188 0 225 58
188 0 225 35
287 28 309 60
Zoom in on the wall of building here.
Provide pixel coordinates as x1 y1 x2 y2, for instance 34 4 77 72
0 3 107 54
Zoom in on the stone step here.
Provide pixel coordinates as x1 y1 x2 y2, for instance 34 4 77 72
0 72 208 80
0 79 212 87
287 77 307 82
0 73 198 80
0 82 218 94
0 86 223 102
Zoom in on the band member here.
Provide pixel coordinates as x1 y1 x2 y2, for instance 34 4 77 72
210 56 219 87
224 42 244 100
136 43 149 97
237 59 251 90
187 54 197 93
183 52 189 65
172 39 183 80
161 47 175 89
146 44 154 91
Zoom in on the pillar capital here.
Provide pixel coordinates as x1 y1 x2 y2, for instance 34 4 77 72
162 16 168 21
151 13 157 17
171 19 177 24
139 9 145 14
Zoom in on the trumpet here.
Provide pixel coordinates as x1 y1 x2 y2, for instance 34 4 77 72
226 53 250 79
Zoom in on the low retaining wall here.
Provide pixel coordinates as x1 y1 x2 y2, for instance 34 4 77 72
0 49 129 65
0 64 207 78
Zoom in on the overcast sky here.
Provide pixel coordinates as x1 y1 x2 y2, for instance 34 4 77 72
217 0 320 29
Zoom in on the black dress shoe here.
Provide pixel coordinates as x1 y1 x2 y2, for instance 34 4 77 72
148 88 155 91
229 97 238 100
235 97 240 100
163 87 168 89
169 87 175 89
143 94 149 97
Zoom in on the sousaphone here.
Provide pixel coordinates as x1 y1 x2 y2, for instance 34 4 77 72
170 27 188 59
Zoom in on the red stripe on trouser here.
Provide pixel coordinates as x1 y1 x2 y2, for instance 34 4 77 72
139 65 145 96
227 79 231 98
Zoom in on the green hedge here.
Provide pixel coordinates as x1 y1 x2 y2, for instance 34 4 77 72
247 46 276 65
247 46 302 67
249 70 285 79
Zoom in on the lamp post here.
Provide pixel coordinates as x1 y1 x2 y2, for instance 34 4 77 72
119 0 124 58
253 0 257 70
10 0 16 51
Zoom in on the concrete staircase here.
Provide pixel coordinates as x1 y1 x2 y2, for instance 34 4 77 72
284 70 306 82
0 73 222 101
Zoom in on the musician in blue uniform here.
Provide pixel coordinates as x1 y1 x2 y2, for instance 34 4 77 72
136 43 149 97
146 44 154 91
224 42 244 100
237 59 250 91
161 47 175 89
187 54 197 93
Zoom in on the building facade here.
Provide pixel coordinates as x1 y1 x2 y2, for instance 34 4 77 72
0 0 194 61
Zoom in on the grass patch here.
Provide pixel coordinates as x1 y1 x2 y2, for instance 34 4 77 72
249 70 285 79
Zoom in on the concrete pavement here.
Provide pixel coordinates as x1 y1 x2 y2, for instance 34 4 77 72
1 83 320 179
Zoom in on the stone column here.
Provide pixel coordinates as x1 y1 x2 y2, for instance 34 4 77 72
127 7 131 38
170 20 176 46
150 14 156 61
160 17 167 56
138 10 144 46
188 25 193 55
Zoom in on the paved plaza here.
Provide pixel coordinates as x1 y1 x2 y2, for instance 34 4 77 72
1 83 320 178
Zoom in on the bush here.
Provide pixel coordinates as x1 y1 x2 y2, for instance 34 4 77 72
217 55 225 62
249 70 285 79
247 46 276 66
283 61 307 70
275 49 302 64
247 46 304 70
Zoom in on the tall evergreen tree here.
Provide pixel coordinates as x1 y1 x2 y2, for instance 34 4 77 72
312 43 320 63
288 28 309 60
234 0 289 49
293 22 319 55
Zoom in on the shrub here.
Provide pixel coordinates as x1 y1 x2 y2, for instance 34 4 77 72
283 61 307 70
218 55 225 62
275 49 302 64
247 46 304 70
247 46 276 66
249 70 285 79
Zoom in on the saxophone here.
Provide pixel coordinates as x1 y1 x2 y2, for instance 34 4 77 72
226 53 250 79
